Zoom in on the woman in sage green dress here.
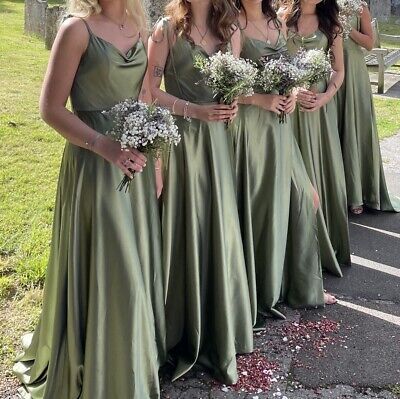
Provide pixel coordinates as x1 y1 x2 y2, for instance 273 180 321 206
232 0 335 318
148 0 253 385
336 5 400 214
283 0 351 269
13 1 166 398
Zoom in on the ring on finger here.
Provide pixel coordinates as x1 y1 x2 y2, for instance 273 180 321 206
123 159 133 168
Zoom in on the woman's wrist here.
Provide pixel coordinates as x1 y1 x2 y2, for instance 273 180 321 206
188 102 198 119
320 91 332 105
91 133 107 155
84 133 102 152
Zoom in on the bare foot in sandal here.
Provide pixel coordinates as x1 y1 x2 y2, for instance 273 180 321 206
350 205 364 215
324 292 337 305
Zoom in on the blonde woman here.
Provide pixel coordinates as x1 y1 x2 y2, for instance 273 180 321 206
13 0 165 398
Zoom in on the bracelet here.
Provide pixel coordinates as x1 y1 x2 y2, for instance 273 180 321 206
183 101 191 122
85 134 101 151
171 98 179 114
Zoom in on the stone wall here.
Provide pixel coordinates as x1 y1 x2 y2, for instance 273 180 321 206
24 0 47 39
23 0 400 50
24 0 169 49
392 0 400 16
25 0 65 49
144 0 168 25
365 0 400 18
44 5 65 49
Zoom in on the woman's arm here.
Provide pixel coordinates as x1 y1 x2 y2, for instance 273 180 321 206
147 20 237 122
326 32 345 99
40 17 146 177
349 5 374 51
231 25 242 58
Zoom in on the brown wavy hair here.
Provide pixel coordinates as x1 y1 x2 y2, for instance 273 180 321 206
284 0 342 50
165 0 239 50
235 0 281 30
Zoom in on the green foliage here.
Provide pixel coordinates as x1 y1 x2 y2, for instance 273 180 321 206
373 97 400 139
390 384 400 396
0 0 64 290
379 17 400 49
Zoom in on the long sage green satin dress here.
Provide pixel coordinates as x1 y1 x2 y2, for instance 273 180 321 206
336 16 400 211
161 20 253 384
232 33 324 317
287 30 351 271
13 20 166 399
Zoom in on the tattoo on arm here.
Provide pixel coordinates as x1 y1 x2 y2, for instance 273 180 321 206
153 66 164 77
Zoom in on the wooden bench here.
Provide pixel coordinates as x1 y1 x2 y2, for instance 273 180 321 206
364 19 400 94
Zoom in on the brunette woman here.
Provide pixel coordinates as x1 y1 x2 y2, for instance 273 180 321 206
233 0 336 319
336 4 400 214
283 0 351 271
148 0 253 385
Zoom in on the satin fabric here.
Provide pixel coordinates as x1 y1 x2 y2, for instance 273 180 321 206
231 34 324 318
161 19 253 384
287 30 351 272
283 141 325 308
13 20 166 399
336 17 400 211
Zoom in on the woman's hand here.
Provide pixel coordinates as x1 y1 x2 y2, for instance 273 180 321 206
95 136 147 178
298 88 329 112
191 102 238 122
284 92 297 115
297 88 317 109
255 94 288 115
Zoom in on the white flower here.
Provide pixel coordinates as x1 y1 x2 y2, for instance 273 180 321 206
103 99 181 156
292 48 332 88
337 0 366 38
194 51 258 104
258 55 304 95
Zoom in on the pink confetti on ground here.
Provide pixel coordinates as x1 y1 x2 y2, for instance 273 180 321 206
280 319 341 356
223 350 281 394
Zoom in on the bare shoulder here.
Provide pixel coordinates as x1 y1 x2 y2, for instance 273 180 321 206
151 17 175 43
361 4 372 21
55 16 89 52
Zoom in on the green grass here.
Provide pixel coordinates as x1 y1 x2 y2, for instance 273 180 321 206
0 0 64 383
0 0 64 292
374 97 400 139
379 17 400 49
0 0 399 389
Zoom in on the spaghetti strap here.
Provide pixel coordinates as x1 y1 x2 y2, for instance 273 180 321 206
80 18 93 36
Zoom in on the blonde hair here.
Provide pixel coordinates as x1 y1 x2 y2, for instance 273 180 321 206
67 0 148 32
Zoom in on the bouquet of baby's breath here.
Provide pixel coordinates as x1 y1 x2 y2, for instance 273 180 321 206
194 51 258 105
292 48 333 88
258 54 304 123
337 0 366 39
103 99 181 192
